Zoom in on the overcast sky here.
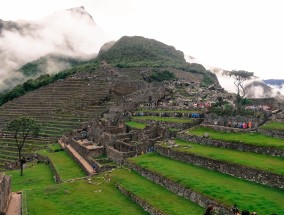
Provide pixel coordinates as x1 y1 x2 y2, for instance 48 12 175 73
1 0 283 79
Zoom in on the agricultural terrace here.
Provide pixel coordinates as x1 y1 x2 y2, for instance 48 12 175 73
187 126 284 149
129 153 284 214
260 121 284 131
166 140 284 175
112 168 204 214
125 121 147 129
132 116 194 124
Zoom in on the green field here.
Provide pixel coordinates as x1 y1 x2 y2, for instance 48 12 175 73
129 153 284 214
6 163 55 191
167 140 284 175
26 175 148 215
133 116 193 123
260 121 284 131
125 121 147 129
46 150 86 181
112 168 204 214
187 126 284 148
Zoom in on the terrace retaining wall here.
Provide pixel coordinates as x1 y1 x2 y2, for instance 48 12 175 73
258 128 284 139
116 184 165 215
176 134 284 157
155 145 284 189
126 161 231 214
0 174 11 214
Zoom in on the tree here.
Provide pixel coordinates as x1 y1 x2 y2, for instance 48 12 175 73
6 116 40 176
229 70 254 105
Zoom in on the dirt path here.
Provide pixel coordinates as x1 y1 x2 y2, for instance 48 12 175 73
58 140 94 175
6 192 21 215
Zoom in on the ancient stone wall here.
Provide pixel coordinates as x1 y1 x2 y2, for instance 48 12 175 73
155 145 284 189
126 161 231 214
0 174 11 214
176 134 284 157
258 128 284 139
106 146 135 165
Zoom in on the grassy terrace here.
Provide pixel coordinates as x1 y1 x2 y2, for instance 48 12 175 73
133 116 193 123
40 149 85 181
113 168 204 214
187 126 284 149
26 176 147 215
6 163 55 191
125 121 147 129
166 140 284 175
129 153 284 214
260 121 284 131
135 109 202 113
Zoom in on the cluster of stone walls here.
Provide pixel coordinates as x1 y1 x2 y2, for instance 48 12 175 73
106 146 135 165
116 184 165 215
177 134 284 157
0 174 11 214
155 145 284 189
126 161 231 214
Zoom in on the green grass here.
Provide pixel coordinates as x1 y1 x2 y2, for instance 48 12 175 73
125 121 147 129
135 109 202 113
187 126 284 148
6 163 55 191
261 121 284 131
26 175 148 215
129 153 284 214
47 143 63 152
168 140 284 175
47 151 85 181
133 116 193 123
112 168 204 214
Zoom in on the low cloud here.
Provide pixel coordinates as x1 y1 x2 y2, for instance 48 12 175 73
0 6 112 91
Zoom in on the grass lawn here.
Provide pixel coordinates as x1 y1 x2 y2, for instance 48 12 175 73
260 121 284 131
135 109 202 113
169 140 284 175
125 121 147 129
129 153 284 214
187 126 284 149
6 163 55 191
47 151 85 181
26 176 148 215
133 116 193 123
112 168 204 214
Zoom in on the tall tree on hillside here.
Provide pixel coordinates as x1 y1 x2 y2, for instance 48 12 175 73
229 70 254 105
6 116 40 176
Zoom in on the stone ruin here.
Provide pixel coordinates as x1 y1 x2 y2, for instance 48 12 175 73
0 174 11 214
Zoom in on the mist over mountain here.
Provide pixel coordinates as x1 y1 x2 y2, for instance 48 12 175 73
0 6 110 91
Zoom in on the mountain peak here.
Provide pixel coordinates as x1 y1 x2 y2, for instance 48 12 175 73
66 6 94 24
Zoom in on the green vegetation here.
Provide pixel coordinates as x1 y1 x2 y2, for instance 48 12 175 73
261 121 284 131
143 70 176 82
135 109 202 113
98 36 187 68
113 168 204 214
45 150 85 181
187 126 284 148
133 116 193 123
26 175 147 215
129 153 284 214
6 163 55 191
170 140 284 175
125 121 147 129
47 143 63 152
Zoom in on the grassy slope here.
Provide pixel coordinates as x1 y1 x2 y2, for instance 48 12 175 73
133 116 193 123
172 140 284 175
41 149 86 181
125 121 147 129
129 153 284 214
187 126 284 148
26 176 148 215
112 168 204 214
6 163 55 191
261 121 284 131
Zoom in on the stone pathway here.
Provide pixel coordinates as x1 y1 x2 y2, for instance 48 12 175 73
58 140 94 175
6 192 21 215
